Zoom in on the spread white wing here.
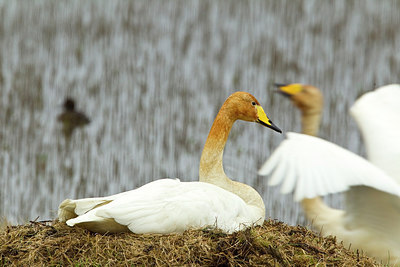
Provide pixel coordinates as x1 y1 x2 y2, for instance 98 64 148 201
258 132 400 201
350 84 400 182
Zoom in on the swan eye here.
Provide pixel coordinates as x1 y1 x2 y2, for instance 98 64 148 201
251 101 256 106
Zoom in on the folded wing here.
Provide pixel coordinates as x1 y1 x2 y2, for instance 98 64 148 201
59 179 262 234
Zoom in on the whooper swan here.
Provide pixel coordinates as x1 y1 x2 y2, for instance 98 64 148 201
259 84 400 264
58 92 281 234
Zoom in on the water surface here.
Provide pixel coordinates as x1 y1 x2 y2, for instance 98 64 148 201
0 0 399 226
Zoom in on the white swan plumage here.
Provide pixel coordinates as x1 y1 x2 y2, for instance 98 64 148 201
259 84 400 264
58 91 282 234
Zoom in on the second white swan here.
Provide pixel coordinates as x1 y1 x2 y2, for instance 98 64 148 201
259 84 400 264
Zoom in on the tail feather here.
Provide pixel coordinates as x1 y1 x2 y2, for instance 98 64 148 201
64 207 129 234
58 199 77 222
58 197 113 222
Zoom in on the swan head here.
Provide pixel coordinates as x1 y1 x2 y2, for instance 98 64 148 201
226 92 282 133
275 83 323 114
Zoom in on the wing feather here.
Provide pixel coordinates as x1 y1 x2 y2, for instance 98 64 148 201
63 179 261 234
268 152 288 187
280 156 296 194
344 186 400 251
259 132 400 201
258 142 283 177
350 84 400 182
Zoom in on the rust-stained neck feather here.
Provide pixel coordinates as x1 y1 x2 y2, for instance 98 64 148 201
199 99 236 183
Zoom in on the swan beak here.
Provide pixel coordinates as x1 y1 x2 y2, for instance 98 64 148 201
256 105 282 133
275 83 302 97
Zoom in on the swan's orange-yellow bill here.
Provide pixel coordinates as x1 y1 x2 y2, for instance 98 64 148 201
256 105 282 133
276 83 302 96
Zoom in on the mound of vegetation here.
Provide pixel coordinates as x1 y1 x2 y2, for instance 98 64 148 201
1 219 378 266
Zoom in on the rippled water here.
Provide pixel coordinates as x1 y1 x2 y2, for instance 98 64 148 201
0 0 399 226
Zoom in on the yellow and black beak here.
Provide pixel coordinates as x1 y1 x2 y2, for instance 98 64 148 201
275 83 302 98
255 105 282 133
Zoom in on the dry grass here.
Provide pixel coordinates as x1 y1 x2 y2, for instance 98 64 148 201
0 219 380 266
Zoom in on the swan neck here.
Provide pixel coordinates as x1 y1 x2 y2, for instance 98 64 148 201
301 197 344 235
198 98 266 220
199 105 234 183
301 110 321 136
301 197 328 219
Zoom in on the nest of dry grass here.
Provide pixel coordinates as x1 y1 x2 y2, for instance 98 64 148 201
1 219 379 266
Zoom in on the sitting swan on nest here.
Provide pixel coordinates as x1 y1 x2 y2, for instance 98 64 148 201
259 84 400 264
58 91 282 234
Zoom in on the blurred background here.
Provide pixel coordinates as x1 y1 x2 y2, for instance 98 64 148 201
0 0 399 226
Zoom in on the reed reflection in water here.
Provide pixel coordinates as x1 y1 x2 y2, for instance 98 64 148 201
0 0 399 226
